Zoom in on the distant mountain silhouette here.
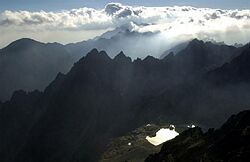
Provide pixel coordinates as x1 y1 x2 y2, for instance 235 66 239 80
65 27 165 60
0 38 73 101
1 39 250 162
1 27 248 102
145 110 250 162
0 28 176 101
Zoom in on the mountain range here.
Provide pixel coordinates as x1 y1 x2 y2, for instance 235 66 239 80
1 37 250 161
0 26 247 102
0 26 179 101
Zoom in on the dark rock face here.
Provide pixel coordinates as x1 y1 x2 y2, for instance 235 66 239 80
145 110 250 162
207 47 250 84
170 39 237 75
0 90 43 162
1 39 250 162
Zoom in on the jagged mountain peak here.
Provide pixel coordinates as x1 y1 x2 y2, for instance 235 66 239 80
86 48 99 56
190 38 204 44
187 38 205 48
10 90 27 101
133 57 143 64
114 51 132 63
117 51 126 57
143 55 159 63
99 50 111 60
85 49 111 62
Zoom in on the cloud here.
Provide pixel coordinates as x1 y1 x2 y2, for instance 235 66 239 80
105 3 124 15
0 8 112 30
0 3 250 47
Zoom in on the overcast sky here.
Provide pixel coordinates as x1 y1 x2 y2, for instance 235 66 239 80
0 1 250 48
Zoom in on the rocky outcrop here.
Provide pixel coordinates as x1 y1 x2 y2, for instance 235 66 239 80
145 110 250 162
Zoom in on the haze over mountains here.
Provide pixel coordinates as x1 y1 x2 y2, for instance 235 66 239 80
65 23 171 59
1 36 250 161
0 38 74 101
1 21 250 101
1 1 250 162
0 26 151 100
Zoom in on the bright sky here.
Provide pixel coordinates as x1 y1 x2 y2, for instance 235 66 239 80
0 1 250 48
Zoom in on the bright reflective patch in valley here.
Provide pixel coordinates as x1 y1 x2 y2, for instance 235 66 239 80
146 126 179 146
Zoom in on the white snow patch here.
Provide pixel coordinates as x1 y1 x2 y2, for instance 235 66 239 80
187 124 196 128
146 126 179 146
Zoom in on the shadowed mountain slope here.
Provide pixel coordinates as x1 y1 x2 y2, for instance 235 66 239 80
0 34 247 102
0 38 73 101
1 40 250 162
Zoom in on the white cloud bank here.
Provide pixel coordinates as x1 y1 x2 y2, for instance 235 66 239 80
1 3 250 47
